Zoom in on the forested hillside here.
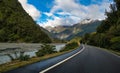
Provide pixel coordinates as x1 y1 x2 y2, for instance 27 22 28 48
81 0 120 51
0 0 51 43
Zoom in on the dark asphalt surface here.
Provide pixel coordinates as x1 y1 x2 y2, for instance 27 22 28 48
4 46 83 73
47 45 120 73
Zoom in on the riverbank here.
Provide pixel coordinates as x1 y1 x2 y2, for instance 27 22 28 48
0 48 76 73
0 43 65 64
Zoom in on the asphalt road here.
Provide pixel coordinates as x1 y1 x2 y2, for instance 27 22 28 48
4 45 120 73
46 45 120 73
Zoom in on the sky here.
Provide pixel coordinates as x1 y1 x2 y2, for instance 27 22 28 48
18 0 113 28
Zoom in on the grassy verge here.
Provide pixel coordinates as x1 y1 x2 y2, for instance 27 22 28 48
0 49 76 73
101 48 120 56
89 45 120 56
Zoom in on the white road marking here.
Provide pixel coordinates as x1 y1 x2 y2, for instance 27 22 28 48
39 45 85 73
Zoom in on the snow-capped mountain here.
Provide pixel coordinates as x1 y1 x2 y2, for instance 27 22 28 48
44 19 102 40
80 18 94 24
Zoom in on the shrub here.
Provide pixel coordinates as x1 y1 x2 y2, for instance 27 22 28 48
36 50 45 57
19 55 30 61
60 42 79 52
36 44 56 57
110 43 120 51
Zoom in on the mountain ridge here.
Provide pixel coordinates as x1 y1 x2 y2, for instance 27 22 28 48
44 19 102 40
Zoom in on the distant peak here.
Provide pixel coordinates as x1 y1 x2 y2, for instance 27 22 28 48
80 18 93 24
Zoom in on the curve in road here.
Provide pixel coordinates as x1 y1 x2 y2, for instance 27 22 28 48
46 45 120 73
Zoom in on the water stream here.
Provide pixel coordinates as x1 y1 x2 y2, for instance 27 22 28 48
0 44 65 64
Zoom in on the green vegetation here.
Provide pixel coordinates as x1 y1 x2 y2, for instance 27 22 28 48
101 48 120 56
0 0 51 43
19 55 30 61
69 37 81 44
61 42 79 51
61 38 80 52
52 38 67 43
36 44 56 57
6 51 30 61
81 0 120 51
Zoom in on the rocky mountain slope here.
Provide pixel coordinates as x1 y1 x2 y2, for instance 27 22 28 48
45 19 102 40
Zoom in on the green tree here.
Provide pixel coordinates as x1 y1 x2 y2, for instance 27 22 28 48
110 37 120 51
36 44 56 57
84 0 120 51
61 42 79 52
82 33 90 44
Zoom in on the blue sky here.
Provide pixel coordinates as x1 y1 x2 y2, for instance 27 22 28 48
18 0 113 27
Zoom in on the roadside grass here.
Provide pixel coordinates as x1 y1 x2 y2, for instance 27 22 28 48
91 46 120 56
91 45 120 56
101 48 120 56
0 49 76 73
84 45 120 57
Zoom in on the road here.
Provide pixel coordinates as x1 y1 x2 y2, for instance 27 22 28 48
5 45 120 73
46 45 120 73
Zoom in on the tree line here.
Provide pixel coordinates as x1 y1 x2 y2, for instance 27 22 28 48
81 0 120 51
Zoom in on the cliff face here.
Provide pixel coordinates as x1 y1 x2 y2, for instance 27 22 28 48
0 0 51 43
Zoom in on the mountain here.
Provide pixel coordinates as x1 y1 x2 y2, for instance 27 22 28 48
0 0 51 43
45 19 102 40
40 27 66 43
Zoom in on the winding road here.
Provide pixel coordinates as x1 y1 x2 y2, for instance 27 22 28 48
5 45 120 73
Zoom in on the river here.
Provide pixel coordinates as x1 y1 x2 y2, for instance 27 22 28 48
0 43 65 64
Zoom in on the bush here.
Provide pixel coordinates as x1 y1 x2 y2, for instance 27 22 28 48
19 55 30 61
36 50 45 57
60 42 79 52
110 43 120 51
36 44 56 57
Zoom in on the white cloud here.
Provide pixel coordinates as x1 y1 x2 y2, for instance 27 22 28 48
38 15 79 28
39 0 112 27
51 0 111 20
44 12 53 17
18 0 41 20
56 12 71 16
